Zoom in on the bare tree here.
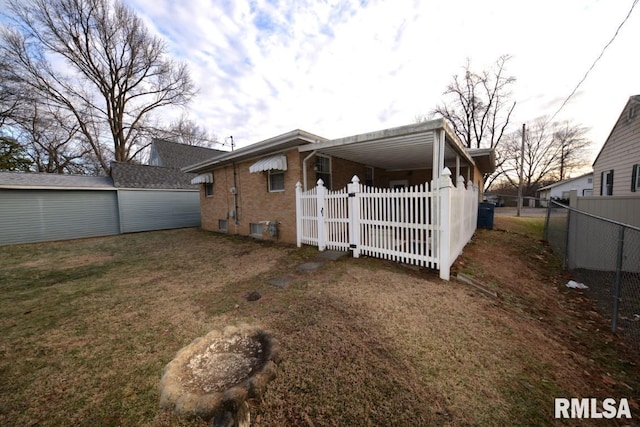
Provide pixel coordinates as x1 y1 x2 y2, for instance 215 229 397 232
0 0 195 174
15 102 93 173
156 114 219 148
498 118 592 196
431 55 516 150
0 62 21 130
553 121 591 181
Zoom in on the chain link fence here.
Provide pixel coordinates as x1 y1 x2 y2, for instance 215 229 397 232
544 201 640 349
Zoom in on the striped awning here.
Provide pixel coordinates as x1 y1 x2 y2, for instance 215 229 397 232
249 155 287 173
190 173 213 184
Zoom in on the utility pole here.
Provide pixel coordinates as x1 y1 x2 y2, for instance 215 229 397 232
517 123 525 217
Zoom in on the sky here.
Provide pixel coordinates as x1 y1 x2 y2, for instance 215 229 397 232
124 0 640 159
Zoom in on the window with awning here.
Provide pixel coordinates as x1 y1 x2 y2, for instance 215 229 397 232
249 155 287 173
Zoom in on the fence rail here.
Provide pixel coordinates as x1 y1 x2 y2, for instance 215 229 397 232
545 200 640 349
296 169 478 280
356 180 437 267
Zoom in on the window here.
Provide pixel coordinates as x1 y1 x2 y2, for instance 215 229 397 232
204 183 214 197
601 170 614 196
632 164 639 192
390 180 408 190
268 170 285 192
365 166 374 186
315 155 331 189
250 223 263 237
587 177 593 184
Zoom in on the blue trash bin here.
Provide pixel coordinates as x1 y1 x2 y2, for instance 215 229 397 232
477 202 495 229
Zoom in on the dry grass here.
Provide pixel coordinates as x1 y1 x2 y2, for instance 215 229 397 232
1 225 638 426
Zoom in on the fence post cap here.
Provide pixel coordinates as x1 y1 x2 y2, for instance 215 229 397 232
351 175 360 183
442 167 452 176
295 181 302 189
316 178 324 186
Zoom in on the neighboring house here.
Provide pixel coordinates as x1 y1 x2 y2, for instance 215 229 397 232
184 119 495 279
148 139 225 169
0 140 223 245
537 172 593 207
593 95 640 197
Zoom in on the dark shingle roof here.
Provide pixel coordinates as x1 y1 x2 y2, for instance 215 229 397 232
151 139 225 169
0 171 114 189
110 162 197 189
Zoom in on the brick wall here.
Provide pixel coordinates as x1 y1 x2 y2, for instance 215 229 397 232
199 149 302 244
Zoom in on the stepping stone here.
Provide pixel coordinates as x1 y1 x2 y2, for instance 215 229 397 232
266 276 292 288
297 261 324 272
316 250 349 261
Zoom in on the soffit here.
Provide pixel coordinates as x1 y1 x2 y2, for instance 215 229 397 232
302 132 466 171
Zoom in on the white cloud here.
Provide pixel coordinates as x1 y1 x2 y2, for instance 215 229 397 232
125 0 640 155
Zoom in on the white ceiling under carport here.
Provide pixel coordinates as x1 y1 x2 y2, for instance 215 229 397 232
298 119 473 172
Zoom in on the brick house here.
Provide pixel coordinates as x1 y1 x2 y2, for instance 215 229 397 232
183 119 493 245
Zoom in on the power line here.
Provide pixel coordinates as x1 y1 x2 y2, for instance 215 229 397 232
550 0 639 123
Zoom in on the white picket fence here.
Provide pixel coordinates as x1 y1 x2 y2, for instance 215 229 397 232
296 168 478 280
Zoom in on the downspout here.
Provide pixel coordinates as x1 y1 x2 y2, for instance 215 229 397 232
302 150 317 191
232 161 239 225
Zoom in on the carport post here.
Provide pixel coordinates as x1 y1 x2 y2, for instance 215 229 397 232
348 175 361 258
295 182 302 247
438 168 453 280
316 179 326 251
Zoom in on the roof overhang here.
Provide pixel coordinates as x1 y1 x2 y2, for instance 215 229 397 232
182 129 327 173
298 119 474 171
468 148 496 174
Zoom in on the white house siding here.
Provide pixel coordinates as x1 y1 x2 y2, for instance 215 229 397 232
593 98 640 197
539 174 593 206
0 189 120 246
117 189 201 233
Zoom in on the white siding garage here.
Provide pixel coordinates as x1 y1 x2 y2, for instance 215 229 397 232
117 189 200 233
0 140 223 246
0 171 202 246
0 189 120 246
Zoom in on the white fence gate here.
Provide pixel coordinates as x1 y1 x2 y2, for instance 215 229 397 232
296 168 479 280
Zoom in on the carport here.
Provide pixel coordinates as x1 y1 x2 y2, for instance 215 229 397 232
295 119 486 280
298 119 478 191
